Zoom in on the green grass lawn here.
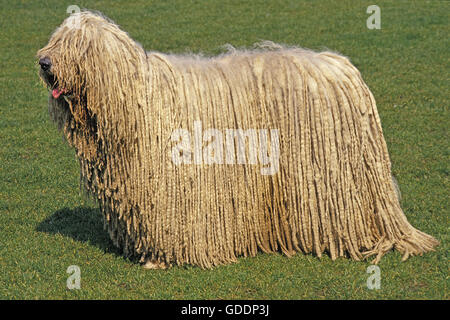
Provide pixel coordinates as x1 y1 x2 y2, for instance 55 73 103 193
0 0 448 299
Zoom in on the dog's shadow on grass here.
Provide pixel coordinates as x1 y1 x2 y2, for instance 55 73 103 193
36 207 122 257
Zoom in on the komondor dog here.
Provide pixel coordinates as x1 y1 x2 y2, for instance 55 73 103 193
37 11 438 269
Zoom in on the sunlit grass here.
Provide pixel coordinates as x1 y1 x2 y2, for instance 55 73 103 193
0 0 448 299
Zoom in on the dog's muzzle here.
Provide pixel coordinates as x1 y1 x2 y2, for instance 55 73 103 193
38 57 68 99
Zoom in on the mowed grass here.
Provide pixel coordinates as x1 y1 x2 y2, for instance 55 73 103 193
0 0 448 299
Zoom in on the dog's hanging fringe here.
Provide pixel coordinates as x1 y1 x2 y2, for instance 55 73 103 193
38 12 438 268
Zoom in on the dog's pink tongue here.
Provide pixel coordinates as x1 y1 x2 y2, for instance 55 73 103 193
52 88 66 99
52 88 62 99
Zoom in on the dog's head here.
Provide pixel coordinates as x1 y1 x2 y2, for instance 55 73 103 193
37 10 150 166
37 10 150 161
37 11 148 122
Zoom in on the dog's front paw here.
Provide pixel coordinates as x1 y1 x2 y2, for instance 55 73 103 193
142 259 168 270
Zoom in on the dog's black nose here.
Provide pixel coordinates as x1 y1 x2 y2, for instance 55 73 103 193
39 57 51 71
